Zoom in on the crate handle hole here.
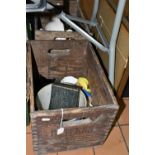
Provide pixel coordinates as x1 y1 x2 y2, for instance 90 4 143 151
48 49 70 56
41 117 50 121
63 117 92 127
53 37 75 40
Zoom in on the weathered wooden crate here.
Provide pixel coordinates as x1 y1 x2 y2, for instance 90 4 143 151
47 0 78 16
35 30 85 41
34 12 85 40
27 40 119 155
34 0 80 40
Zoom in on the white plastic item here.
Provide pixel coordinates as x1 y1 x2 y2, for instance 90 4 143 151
36 84 87 110
45 17 65 32
66 29 73 32
61 76 78 85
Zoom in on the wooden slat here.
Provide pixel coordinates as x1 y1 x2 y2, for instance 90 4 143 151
27 42 35 112
35 31 85 40
79 0 94 19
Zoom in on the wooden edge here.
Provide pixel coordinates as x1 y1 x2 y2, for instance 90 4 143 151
35 31 86 40
116 58 129 99
88 43 119 106
26 43 30 100
30 104 119 118
27 42 35 113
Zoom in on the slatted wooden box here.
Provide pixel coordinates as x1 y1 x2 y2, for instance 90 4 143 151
27 40 119 155
34 13 85 41
34 0 80 40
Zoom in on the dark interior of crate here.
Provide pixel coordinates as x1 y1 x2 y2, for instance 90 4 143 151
30 40 114 110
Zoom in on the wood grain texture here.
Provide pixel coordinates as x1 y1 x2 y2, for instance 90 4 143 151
31 107 118 153
27 42 35 112
79 0 94 19
26 43 30 100
35 31 85 40
27 40 119 155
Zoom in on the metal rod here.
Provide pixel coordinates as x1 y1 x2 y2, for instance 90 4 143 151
26 3 40 9
108 0 126 85
59 12 109 52
26 0 47 13
66 14 96 26
91 0 99 22
96 23 109 48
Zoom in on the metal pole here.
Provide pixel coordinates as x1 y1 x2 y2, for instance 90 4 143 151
59 12 109 52
66 14 96 26
91 0 99 22
108 0 126 85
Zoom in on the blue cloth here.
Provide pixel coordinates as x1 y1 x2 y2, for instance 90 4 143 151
82 89 91 97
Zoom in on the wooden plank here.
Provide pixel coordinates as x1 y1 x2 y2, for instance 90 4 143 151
79 0 94 19
31 106 118 153
27 42 35 112
35 31 85 40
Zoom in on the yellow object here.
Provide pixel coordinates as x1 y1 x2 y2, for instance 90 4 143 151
77 77 91 93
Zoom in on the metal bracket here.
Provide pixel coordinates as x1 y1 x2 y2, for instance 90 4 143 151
59 11 109 52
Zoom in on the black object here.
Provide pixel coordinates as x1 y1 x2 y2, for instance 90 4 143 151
49 83 80 109
26 99 30 126
122 78 129 97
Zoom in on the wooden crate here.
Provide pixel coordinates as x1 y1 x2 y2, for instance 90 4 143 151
35 30 85 41
27 40 119 155
34 12 85 41
34 0 80 40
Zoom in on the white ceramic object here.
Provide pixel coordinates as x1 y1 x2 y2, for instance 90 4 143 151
45 17 64 32
66 29 73 32
36 83 87 110
61 76 78 85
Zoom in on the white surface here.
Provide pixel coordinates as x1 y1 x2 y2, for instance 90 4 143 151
61 76 78 85
45 17 64 31
57 127 64 135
